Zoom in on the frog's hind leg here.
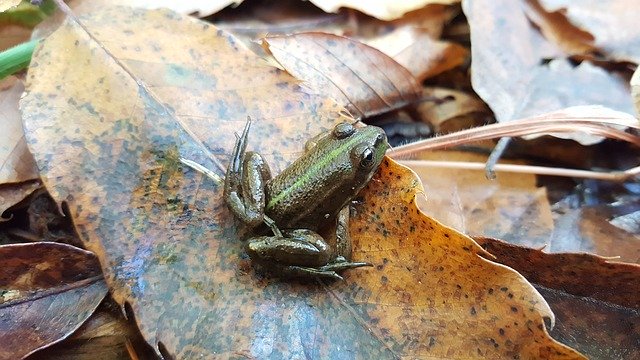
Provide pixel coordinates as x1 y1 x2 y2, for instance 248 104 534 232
224 118 272 228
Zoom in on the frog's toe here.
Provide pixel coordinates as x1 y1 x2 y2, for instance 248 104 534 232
320 258 372 272
284 265 343 280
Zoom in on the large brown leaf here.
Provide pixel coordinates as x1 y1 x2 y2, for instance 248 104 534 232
462 0 636 144
22 6 582 358
264 32 422 118
0 242 107 360
475 237 640 358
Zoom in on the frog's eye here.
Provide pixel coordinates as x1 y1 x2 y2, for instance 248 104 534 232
359 147 375 169
333 122 356 139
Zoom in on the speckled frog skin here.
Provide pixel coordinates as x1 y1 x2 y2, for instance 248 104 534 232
224 120 389 279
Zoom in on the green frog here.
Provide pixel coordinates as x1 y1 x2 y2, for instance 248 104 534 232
225 119 389 279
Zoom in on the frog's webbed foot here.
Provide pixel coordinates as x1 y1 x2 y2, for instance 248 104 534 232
246 229 369 280
318 256 372 272
274 259 371 280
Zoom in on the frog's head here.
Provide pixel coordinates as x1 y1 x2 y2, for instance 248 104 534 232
332 122 389 187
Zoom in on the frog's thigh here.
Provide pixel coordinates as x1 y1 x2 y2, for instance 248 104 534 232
335 206 352 260
237 151 272 226
246 229 332 267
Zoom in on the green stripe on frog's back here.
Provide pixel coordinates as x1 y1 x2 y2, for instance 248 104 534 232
265 130 369 211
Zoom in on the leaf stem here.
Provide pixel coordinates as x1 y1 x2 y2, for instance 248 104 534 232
0 39 39 79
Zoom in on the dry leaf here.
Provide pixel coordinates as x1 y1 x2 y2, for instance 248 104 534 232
0 81 39 184
264 32 422 118
523 0 596 56
69 0 240 17
415 87 490 132
410 151 555 248
364 27 468 81
0 242 107 360
475 237 640 359
28 302 155 360
22 6 583 358
0 0 20 13
462 0 635 144
347 158 582 358
310 0 459 21
0 179 41 219
538 0 640 63
632 66 640 116
550 205 640 263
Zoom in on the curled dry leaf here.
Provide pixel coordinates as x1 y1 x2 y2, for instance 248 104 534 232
462 0 635 144
309 0 459 21
264 32 422 118
415 87 489 132
364 27 468 82
21 6 584 358
538 0 640 63
0 242 107 360
474 237 640 358
0 80 39 184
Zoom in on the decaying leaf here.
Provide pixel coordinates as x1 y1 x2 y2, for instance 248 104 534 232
410 150 555 248
415 87 489 133
309 0 459 21
522 0 596 57
346 157 582 358
550 205 640 263
364 26 468 81
475 237 640 358
462 0 636 144
0 242 107 360
0 179 41 220
264 32 422 118
66 0 240 17
0 80 38 184
27 301 155 360
538 0 640 63
21 6 584 358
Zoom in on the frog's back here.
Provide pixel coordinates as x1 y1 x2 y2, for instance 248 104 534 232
264 125 386 230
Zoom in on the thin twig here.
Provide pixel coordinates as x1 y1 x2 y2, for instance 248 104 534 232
399 160 640 181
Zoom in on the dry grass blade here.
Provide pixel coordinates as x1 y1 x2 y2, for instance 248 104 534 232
388 106 640 181
389 114 640 157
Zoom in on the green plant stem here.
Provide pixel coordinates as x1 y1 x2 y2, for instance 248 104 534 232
0 39 39 79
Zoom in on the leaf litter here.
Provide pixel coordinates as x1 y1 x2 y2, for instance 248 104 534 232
18 5 588 359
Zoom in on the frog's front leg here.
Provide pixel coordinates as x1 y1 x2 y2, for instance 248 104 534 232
223 119 272 229
319 205 371 273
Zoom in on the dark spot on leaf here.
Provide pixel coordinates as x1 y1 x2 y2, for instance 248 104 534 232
511 306 518 313
470 306 476 315
499 328 505 336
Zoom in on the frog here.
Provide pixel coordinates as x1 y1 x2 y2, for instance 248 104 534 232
224 118 389 280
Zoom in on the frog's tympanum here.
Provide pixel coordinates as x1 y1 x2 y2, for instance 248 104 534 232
224 119 389 279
